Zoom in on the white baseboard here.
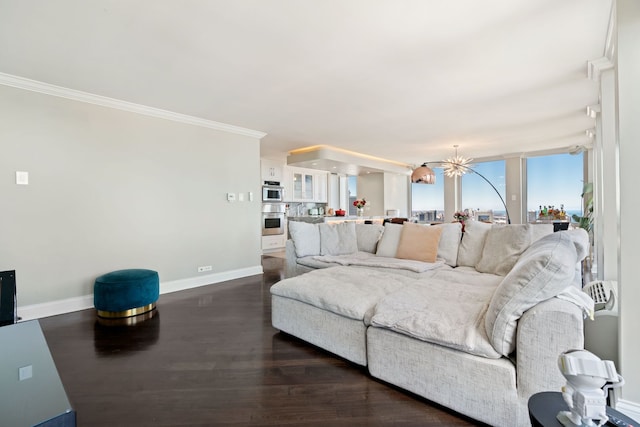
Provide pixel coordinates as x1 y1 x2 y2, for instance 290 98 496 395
18 295 95 322
160 265 263 294
616 399 640 421
17 265 263 321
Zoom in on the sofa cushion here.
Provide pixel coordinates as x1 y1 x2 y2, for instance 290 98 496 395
271 266 416 323
319 222 358 255
288 221 321 257
371 278 502 358
485 230 588 356
355 223 385 253
432 222 462 267
476 224 531 276
396 222 442 263
376 223 404 257
457 219 492 267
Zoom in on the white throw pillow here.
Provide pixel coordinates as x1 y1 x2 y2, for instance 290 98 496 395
355 223 385 253
375 223 404 257
457 220 492 267
531 223 554 243
288 221 321 257
475 224 531 276
432 222 462 267
485 230 588 356
319 222 358 255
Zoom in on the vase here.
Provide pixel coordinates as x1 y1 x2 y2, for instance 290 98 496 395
357 207 364 217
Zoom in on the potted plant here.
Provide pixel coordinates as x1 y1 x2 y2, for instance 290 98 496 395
572 182 593 233
572 182 593 278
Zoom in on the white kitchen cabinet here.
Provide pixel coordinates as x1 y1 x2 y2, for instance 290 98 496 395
261 159 283 183
262 234 286 251
283 166 329 203
314 172 328 203
294 170 314 200
284 166 313 202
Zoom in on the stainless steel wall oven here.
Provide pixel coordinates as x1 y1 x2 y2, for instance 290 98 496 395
262 203 286 236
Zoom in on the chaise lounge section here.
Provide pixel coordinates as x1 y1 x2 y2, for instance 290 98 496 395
271 220 592 426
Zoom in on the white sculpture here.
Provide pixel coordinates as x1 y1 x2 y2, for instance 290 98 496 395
557 349 624 427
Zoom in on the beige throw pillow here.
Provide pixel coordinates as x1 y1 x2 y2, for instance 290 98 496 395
395 222 443 263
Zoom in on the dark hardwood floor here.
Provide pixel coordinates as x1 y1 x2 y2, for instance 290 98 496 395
40 255 483 426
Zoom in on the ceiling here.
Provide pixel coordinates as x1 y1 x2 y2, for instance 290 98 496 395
0 0 612 170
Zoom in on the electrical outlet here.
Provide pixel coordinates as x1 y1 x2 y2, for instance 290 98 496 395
197 265 212 273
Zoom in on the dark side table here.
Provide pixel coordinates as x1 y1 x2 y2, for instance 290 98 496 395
529 391 637 427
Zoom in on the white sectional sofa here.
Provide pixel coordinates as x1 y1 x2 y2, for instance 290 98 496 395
270 220 592 426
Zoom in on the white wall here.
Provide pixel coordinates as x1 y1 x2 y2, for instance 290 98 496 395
357 172 409 217
383 172 409 217
0 84 263 315
357 173 384 216
617 0 640 411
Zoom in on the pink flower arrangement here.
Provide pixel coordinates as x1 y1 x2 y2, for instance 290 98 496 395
453 211 469 222
353 198 367 209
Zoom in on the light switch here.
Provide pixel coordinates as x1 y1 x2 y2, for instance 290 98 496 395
227 193 236 202
248 192 254 202
19 365 32 381
16 171 29 185
511 194 517 201
238 192 245 202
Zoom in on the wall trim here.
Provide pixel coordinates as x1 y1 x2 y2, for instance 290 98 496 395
17 265 264 321
616 399 640 421
0 72 267 139
160 265 263 295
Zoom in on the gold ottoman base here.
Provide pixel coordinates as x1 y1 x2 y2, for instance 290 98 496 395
97 303 156 319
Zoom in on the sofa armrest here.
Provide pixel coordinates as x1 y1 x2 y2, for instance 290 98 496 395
285 239 298 278
516 297 584 399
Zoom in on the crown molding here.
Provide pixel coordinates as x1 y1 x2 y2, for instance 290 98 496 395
588 2 617 82
0 72 267 139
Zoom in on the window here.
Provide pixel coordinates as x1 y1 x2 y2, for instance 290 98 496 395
461 160 506 223
411 168 445 222
526 153 584 222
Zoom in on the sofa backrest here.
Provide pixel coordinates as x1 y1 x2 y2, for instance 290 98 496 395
457 221 554 275
375 222 462 266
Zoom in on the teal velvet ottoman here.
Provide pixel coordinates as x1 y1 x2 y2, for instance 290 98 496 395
94 269 159 318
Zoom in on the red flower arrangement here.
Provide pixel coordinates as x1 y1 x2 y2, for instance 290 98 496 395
353 198 367 209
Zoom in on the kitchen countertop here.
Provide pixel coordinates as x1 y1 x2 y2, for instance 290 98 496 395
288 215 386 224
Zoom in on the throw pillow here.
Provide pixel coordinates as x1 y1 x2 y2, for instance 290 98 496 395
531 223 554 243
355 223 385 253
475 224 531 276
288 221 320 257
319 222 358 255
395 222 443 263
375 223 404 257
457 220 492 267
485 230 588 356
432 222 463 266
